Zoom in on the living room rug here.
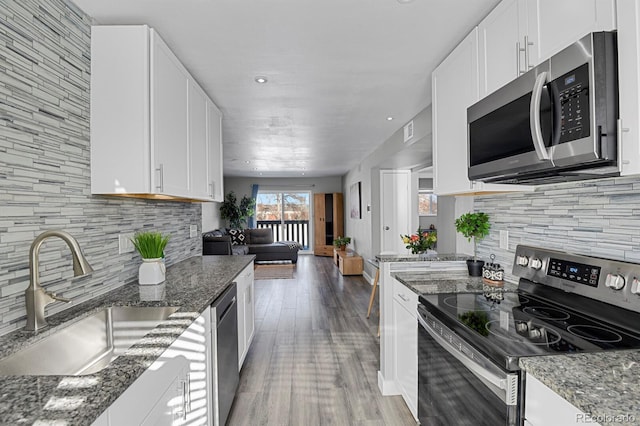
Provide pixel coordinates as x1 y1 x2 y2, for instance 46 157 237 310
254 263 296 280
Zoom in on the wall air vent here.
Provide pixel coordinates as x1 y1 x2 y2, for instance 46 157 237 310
403 120 414 143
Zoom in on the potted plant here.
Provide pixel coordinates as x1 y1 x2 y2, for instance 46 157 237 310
131 231 170 285
220 191 256 229
401 227 437 255
455 212 490 276
333 236 352 251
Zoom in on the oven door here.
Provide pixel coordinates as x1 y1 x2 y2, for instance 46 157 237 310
418 306 521 426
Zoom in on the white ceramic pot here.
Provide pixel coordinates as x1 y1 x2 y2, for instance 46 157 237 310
138 258 166 285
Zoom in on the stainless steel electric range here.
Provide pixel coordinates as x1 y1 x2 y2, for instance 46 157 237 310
417 245 640 426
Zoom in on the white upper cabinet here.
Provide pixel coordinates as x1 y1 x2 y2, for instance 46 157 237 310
90 25 223 201
617 1 640 176
479 0 616 98
189 81 210 200
433 29 528 195
207 100 224 202
151 30 190 197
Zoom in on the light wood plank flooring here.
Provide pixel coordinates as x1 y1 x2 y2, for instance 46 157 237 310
228 255 415 425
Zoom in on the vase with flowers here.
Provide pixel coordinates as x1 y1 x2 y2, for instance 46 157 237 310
401 227 437 255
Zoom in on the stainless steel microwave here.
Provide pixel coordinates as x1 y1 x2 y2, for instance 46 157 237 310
467 32 619 185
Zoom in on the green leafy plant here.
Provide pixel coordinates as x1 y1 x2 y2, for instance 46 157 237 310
131 231 170 259
220 191 256 229
454 212 490 262
333 236 352 250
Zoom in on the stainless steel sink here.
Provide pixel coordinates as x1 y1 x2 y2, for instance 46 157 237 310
0 306 179 376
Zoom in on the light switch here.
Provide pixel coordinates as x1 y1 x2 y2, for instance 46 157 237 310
118 233 134 254
190 225 198 238
500 230 509 250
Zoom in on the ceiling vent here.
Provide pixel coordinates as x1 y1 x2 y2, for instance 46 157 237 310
403 120 414 143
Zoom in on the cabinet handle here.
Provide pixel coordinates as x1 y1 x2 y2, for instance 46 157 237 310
209 181 214 198
524 35 534 70
182 380 188 420
397 293 410 302
516 41 523 74
247 286 252 304
156 164 164 192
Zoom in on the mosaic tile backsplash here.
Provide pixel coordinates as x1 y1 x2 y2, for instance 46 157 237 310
475 176 640 283
0 0 202 335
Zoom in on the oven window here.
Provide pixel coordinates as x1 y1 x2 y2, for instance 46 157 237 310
418 325 510 426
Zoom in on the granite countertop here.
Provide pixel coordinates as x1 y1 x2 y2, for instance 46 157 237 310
520 351 640 421
392 271 519 295
0 255 254 425
376 253 470 263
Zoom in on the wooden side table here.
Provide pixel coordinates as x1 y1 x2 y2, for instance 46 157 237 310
337 250 363 275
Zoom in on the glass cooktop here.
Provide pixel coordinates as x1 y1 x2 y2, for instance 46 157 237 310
419 289 640 370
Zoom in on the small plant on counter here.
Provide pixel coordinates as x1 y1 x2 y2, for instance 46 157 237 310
454 212 490 262
333 236 352 251
131 231 170 260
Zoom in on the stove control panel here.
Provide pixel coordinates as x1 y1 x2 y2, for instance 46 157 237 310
548 258 600 287
514 245 640 314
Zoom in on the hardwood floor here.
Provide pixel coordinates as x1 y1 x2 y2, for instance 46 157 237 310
228 255 415 425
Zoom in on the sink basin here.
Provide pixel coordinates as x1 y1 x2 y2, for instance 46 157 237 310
0 306 179 376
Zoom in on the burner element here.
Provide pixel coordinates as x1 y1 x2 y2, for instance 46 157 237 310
522 306 570 321
567 325 623 343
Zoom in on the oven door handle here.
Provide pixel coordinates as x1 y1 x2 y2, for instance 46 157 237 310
418 314 517 405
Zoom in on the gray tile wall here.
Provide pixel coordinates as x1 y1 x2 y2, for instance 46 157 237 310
475 176 640 283
0 0 202 335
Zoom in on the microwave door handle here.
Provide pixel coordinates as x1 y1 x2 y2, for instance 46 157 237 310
418 314 516 404
530 71 551 161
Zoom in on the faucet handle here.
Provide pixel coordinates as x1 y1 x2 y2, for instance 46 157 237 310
48 292 71 304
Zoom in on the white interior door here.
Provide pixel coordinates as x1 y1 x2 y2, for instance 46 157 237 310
380 170 411 254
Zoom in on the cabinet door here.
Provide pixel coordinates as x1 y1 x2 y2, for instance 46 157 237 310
237 273 246 370
207 100 224 202
618 0 640 176
526 0 616 66
189 80 210 200
478 0 527 97
332 193 344 244
432 29 479 195
393 299 418 419
244 267 255 351
237 262 255 369
313 193 326 254
141 365 190 426
151 30 190 197
525 373 597 425
108 355 189 425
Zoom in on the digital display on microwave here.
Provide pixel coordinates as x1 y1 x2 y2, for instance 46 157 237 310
565 75 576 86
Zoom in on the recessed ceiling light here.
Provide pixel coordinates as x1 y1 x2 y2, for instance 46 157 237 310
245 160 251 164
397 0 415 3
387 116 393 121
254 76 268 84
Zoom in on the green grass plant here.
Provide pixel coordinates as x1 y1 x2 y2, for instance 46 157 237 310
131 231 170 259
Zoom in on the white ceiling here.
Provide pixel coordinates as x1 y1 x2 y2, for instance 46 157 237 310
73 0 500 178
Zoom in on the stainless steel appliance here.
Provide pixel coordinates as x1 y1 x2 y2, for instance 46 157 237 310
418 245 640 425
211 283 239 426
467 32 618 185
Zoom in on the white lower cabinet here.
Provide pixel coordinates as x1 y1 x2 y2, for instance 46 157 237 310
525 373 598 426
96 308 213 425
236 262 255 369
392 278 418 420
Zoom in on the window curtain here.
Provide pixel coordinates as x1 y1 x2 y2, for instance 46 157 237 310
248 184 259 228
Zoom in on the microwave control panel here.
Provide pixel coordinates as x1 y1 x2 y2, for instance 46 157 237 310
555 63 590 143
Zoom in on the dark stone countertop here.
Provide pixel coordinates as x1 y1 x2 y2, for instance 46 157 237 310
0 255 254 426
376 253 471 263
393 271 519 295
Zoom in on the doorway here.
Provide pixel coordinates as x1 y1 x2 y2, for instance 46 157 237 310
380 170 411 254
255 191 311 249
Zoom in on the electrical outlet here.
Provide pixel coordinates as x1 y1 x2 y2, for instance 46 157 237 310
119 233 134 254
499 230 509 250
190 225 198 238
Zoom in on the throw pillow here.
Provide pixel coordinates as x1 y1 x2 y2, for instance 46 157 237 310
228 229 246 245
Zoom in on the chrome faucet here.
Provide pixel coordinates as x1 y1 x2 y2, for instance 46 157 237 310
26 230 94 332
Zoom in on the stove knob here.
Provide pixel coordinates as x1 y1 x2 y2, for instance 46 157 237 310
529 328 542 339
631 278 640 295
529 258 543 270
605 273 625 290
516 255 529 267
516 322 528 333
